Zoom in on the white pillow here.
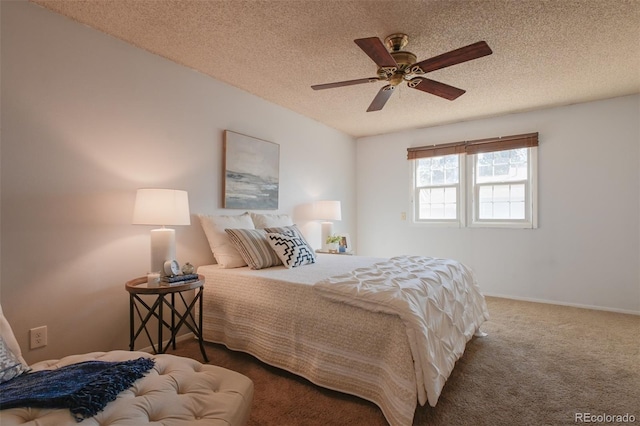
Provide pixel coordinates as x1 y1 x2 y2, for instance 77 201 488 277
198 213 255 268
266 230 316 268
250 212 293 229
225 228 282 270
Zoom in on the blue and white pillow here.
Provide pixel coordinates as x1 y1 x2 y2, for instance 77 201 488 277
263 225 312 245
0 336 29 383
266 230 316 268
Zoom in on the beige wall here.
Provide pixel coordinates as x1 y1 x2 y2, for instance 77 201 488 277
1 1 356 363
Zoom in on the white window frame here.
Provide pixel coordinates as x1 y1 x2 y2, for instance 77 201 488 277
466 147 538 228
412 154 465 227
411 147 538 228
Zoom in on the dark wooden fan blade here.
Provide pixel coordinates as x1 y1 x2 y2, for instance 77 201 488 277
367 85 395 112
354 37 398 70
311 77 380 90
408 78 466 100
410 41 492 74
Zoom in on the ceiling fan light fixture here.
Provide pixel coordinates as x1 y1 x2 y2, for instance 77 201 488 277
389 73 405 86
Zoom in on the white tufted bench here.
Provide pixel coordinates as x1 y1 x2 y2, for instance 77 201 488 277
0 350 254 425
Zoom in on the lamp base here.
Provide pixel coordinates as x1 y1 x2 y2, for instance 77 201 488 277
150 228 176 275
320 221 333 251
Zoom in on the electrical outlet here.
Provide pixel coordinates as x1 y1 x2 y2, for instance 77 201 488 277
30 326 47 349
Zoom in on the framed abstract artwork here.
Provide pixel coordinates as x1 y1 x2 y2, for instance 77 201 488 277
224 130 280 209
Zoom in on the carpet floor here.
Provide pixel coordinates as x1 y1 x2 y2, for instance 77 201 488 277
167 296 639 425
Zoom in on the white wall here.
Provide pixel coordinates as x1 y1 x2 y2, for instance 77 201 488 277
357 95 640 314
1 1 355 363
2 2 637 367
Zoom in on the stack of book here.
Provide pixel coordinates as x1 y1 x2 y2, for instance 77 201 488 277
160 273 199 286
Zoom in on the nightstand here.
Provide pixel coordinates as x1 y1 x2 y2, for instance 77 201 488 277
315 249 354 255
125 275 208 362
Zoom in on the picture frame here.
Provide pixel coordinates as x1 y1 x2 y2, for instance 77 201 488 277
224 130 280 209
338 233 352 253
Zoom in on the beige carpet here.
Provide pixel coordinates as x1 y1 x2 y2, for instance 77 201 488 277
168 297 640 425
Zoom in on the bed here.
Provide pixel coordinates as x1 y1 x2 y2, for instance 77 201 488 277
197 252 489 426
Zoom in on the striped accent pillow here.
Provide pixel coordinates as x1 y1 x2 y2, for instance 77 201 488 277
266 230 316 268
225 228 282 270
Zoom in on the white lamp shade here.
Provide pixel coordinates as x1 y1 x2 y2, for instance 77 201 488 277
132 189 191 226
314 200 341 250
133 189 190 274
313 200 342 221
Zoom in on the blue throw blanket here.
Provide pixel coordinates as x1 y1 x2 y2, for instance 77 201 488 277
0 357 155 422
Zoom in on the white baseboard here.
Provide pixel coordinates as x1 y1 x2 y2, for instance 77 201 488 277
484 293 640 316
135 332 196 354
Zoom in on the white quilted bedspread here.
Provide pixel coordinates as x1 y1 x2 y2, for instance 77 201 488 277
314 255 489 407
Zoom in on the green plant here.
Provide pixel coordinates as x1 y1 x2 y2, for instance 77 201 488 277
326 234 342 244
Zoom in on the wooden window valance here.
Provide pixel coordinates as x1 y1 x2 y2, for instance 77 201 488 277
407 132 539 160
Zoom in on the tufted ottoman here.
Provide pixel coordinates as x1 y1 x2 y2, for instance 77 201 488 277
0 350 254 425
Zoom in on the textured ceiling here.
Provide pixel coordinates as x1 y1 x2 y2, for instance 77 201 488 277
30 0 640 138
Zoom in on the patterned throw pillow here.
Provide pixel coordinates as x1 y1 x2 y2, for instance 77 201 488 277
263 225 311 245
0 335 29 383
266 230 316 268
225 228 282 270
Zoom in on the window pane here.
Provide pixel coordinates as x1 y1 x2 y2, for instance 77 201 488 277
416 155 459 186
493 202 510 218
511 184 525 202
431 187 445 203
418 187 457 219
444 187 456 203
476 148 528 183
431 203 445 218
511 201 525 218
444 155 459 184
415 154 460 222
432 169 445 185
493 185 510 202
479 201 493 218
477 183 526 220
478 186 492 202
416 159 429 186
444 203 457 218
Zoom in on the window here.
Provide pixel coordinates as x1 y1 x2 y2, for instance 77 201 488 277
414 154 462 222
408 133 538 228
469 147 537 227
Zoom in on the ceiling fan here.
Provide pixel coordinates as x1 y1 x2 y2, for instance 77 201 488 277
311 34 492 112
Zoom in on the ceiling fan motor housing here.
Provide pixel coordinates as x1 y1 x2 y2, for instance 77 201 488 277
379 53 417 85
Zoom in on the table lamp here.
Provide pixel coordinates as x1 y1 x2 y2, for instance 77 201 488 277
313 200 342 250
132 189 191 275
